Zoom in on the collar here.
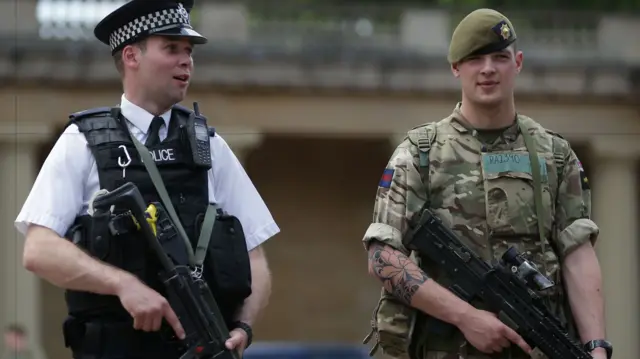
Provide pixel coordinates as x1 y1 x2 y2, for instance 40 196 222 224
450 102 472 133
501 118 521 142
120 94 172 134
449 102 520 141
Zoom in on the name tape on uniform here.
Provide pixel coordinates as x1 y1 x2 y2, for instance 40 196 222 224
482 153 547 177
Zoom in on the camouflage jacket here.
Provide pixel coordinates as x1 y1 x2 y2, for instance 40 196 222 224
362 105 599 359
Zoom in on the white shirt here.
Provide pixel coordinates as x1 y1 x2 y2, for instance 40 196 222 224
15 94 280 251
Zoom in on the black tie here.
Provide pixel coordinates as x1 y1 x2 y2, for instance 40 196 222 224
146 116 164 147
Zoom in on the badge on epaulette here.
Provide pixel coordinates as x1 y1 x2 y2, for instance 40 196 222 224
379 168 394 188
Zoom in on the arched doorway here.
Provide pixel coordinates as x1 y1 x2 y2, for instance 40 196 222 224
242 134 393 342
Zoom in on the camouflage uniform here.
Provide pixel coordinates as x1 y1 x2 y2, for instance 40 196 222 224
362 9 599 359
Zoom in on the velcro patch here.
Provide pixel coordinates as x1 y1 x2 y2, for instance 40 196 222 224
379 168 394 188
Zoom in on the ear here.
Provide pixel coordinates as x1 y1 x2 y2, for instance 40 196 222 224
514 50 524 74
451 62 460 78
122 45 142 70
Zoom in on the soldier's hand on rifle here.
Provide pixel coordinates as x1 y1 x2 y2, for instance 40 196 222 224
458 308 532 354
589 348 608 359
116 273 186 339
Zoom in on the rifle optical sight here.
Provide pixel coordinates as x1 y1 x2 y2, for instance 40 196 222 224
501 247 555 291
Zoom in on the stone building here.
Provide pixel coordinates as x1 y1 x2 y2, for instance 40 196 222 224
0 1 638 358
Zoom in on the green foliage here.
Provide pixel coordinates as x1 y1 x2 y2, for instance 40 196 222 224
439 0 640 12
239 0 637 33
241 0 639 12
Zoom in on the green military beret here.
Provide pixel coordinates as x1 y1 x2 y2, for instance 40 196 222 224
448 8 517 64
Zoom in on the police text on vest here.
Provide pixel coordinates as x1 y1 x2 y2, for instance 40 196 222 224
150 148 176 162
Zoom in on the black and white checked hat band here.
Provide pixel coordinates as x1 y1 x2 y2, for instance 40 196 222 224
108 4 192 51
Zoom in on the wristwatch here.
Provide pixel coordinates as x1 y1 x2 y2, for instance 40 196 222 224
584 339 612 359
232 321 253 348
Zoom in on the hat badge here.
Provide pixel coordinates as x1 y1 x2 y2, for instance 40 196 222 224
499 23 510 40
177 4 189 21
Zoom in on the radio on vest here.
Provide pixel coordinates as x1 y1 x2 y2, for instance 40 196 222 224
187 102 211 168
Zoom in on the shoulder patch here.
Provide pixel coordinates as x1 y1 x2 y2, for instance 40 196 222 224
379 168 394 188
577 159 590 190
69 107 112 121
580 170 590 190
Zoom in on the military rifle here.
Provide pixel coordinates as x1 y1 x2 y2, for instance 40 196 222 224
403 208 594 359
91 182 239 359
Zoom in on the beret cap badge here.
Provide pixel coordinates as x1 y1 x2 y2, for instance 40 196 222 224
500 23 510 40
492 20 511 40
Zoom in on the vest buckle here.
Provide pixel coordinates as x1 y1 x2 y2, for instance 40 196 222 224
191 265 203 280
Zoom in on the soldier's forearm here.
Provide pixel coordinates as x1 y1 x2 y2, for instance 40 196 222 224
233 246 271 327
367 241 473 327
562 241 606 343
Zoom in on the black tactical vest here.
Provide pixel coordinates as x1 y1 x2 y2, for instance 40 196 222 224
63 105 251 327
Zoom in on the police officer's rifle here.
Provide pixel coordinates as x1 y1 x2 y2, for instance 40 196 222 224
403 208 594 359
91 182 239 359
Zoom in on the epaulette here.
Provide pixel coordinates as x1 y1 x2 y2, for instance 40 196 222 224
544 128 566 140
542 129 570 182
69 107 112 121
409 121 434 131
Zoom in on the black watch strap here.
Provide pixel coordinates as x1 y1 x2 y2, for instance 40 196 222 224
232 321 253 348
584 339 612 359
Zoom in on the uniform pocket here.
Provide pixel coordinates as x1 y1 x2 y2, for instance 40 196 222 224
481 152 560 290
481 151 553 237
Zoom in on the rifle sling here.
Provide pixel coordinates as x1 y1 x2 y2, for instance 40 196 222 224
130 133 215 269
517 118 547 272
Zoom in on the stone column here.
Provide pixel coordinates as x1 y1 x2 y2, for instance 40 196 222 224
216 127 264 163
590 137 640 358
0 135 47 346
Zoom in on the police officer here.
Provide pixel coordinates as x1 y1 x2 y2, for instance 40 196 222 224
15 1 279 358
362 8 611 359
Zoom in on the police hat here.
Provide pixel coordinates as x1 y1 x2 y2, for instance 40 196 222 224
448 8 517 64
94 0 208 55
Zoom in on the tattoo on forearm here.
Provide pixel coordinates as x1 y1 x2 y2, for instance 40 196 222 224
368 242 429 305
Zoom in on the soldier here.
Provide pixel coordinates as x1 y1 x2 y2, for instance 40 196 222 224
15 1 279 358
362 8 611 359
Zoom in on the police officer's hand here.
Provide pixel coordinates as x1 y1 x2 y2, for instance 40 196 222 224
116 274 186 339
458 308 532 354
225 328 249 357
